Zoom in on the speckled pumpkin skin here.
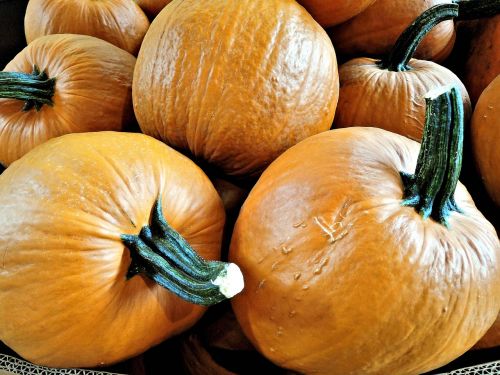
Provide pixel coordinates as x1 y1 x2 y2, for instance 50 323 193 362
230 128 500 375
133 0 339 177
0 132 225 368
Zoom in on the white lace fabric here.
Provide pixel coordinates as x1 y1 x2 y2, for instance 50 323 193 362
1 353 500 374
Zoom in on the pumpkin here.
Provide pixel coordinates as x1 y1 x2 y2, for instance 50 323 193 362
471 75 500 207
0 34 136 167
464 15 500 104
136 0 173 19
295 0 376 28
25 0 150 55
133 0 339 178
229 86 500 375
0 131 243 368
334 3 471 142
329 0 456 62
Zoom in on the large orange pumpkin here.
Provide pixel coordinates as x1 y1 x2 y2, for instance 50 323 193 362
25 0 150 55
334 3 471 142
136 0 173 19
0 131 243 368
133 0 339 177
296 0 376 27
329 0 456 61
0 34 136 167
230 86 500 375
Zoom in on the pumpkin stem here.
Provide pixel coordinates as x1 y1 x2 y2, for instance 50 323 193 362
455 0 500 20
121 198 244 306
0 65 56 111
401 85 464 228
379 3 459 72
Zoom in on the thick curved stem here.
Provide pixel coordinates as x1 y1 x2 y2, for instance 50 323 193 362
121 198 244 306
379 3 459 72
0 65 56 111
401 85 464 228
455 0 500 20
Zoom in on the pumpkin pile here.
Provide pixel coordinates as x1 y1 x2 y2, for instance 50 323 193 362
0 0 499 374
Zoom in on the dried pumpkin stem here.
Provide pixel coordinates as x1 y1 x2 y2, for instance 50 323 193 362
121 198 244 306
0 65 56 111
380 3 459 72
455 0 500 20
401 85 464 228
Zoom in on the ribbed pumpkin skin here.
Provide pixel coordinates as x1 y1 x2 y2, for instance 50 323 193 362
472 75 500 207
136 0 173 18
329 0 455 61
25 0 149 55
133 0 339 177
230 128 500 375
0 34 136 167
0 132 225 368
464 15 500 104
334 58 471 141
296 0 376 27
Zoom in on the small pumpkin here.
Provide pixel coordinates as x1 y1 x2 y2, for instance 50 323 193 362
230 86 500 375
0 131 243 368
136 0 173 19
334 3 470 142
0 34 136 166
464 15 500 104
133 0 339 177
25 0 150 55
471 74 500 207
296 0 376 27
329 0 456 61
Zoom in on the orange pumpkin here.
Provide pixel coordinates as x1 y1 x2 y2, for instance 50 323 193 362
0 34 136 167
230 86 500 375
0 131 243 368
136 0 173 19
133 0 339 177
25 0 150 55
334 3 471 142
329 0 456 61
475 315 500 349
471 75 500 207
464 15 500 104
296 0 376 27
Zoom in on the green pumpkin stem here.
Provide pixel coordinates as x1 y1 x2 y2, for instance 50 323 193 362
121 198 244 306
379 3 459 72
0 65 56 111
455 0 500 20
401 85 464 228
